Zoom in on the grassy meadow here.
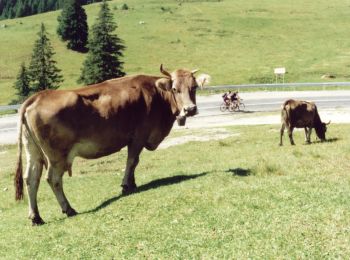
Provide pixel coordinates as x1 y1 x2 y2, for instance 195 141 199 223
1 0 350 104
1 124 350 258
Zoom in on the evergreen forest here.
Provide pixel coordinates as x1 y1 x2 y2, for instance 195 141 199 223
0 0 102 19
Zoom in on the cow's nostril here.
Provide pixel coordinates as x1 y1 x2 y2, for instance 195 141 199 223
186 105 196 112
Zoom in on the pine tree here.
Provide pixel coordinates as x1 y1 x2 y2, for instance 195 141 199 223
57 0 88 52
28 23 63 92
13 62 31 102
79 0 125 85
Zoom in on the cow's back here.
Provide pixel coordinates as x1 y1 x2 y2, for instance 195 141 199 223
281 99 316 128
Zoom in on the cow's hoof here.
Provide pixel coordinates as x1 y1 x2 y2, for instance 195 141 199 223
31 216 45 226
122 184 137 195
64 208 78 217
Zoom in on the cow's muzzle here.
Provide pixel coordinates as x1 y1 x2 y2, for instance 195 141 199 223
184 105 198 117
177 105 197 126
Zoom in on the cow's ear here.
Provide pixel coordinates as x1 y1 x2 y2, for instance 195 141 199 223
156 78 172 91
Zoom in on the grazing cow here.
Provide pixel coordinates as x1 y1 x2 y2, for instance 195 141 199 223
279 99 330 146
15 65 199 225
196 73 211 89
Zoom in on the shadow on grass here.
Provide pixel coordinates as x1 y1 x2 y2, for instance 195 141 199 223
226 168 251 176
311 137 339 144
324 137 339 143
82 172 209 214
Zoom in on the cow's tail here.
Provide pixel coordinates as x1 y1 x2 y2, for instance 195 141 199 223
281 101 290 128
15 106 25 200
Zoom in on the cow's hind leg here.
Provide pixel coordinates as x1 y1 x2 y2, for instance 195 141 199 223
25 162 44 225
122 144 143 195
46 165 77 217
288 127 295 145
279 123 285 146
23 134 45 225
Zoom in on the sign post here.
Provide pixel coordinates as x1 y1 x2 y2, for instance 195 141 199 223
274 67 286 83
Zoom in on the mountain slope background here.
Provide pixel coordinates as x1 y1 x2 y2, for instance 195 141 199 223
1 0 350 104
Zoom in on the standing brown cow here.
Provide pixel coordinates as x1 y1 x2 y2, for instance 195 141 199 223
279 99 330 145
15 65 199 225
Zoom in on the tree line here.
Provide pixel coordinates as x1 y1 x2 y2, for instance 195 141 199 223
0 0 102 19
14 0 125 102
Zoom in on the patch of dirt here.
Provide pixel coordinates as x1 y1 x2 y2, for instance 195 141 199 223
159 128 239 149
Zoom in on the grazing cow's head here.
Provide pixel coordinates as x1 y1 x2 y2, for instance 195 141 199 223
315 120 331 141
157 64 199 125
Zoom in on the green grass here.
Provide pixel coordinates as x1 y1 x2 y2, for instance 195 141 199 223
0 109 17 116
1 0 350 104
1 124 350 258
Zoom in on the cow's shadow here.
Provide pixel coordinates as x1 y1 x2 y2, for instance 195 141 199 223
310 137 339 144
82 171 209 214
226 168 252 176
323 137 339 143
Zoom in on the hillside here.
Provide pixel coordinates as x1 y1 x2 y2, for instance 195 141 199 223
1 0 350 104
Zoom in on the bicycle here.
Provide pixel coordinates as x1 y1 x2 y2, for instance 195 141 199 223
220 100 233 112
231 98 245 111
220 98 245 112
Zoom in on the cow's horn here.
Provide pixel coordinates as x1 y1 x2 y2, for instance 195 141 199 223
191 69 199 74
326 120 331 125
160 64 171 78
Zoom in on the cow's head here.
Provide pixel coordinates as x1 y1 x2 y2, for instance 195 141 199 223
315 120 331 141
157 64 199 126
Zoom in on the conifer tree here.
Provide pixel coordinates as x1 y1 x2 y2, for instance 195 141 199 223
28 23 63 92
57 0 88 52
79 0 125 85
13 62 31 102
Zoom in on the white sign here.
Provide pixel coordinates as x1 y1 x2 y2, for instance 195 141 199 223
274 67 286 74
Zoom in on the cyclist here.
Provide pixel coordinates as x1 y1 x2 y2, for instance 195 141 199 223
222 91 232 105
230 91 239 103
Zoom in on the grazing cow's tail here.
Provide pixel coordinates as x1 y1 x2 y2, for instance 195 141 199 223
281 101 290 127
15 106 25 200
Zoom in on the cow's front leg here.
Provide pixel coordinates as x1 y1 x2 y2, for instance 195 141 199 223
304 127 312 143
122 144 143 195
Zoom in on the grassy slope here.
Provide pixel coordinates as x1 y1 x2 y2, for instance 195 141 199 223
1 0 350 104
0 124 350 258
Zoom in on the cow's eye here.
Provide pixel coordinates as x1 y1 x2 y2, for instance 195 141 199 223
172 87 177 93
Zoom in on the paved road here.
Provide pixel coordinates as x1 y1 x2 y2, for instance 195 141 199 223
1 90 350 144
176 90 350 129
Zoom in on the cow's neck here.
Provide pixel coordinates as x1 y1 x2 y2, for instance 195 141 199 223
313 111 323 138
313 111 322 126
157 88 180 118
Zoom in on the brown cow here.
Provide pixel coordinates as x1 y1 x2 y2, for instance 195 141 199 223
279 99 330 146
15 65 199 225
